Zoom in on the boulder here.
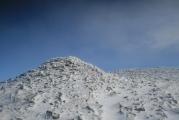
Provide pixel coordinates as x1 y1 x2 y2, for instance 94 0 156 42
109 91 116 96
134 107 145 112
45 110 60 119
45 110 52 119
16 118 23 120
85 106 94 112
52 112 60 119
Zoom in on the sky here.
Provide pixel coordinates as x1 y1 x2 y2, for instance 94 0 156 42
0 0 179 81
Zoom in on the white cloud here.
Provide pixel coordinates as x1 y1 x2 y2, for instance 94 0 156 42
148 25 179 50
81 0 179 53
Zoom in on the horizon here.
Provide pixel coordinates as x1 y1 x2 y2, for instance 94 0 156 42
1 0 179 81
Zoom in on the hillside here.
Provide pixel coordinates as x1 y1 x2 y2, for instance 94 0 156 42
0 56 179 120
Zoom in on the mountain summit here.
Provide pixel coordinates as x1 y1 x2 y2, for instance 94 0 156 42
0 56 179 120
0 56 106 120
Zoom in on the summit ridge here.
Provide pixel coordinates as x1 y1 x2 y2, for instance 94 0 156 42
0 56 179 120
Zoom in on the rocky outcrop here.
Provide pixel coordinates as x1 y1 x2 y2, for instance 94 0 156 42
0 57 179 120
45 110 60 119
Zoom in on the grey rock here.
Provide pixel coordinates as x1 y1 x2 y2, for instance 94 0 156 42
45 110 60 119
109 91 116 96
16 118 23 120
134 107 145 112
45 110 52 119
85 106 94 112
77 116 82 120
52 112 60 119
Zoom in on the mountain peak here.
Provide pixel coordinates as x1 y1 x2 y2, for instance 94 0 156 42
42 56 82 65
49 56 81 62
38 56 103 74
0 56 179 120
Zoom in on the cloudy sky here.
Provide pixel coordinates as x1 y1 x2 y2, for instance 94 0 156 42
0 0 179 81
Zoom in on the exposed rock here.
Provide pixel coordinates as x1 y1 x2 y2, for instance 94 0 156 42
118 110 123 115
52 112 60 119
43 99 48 103
45 110 60 119
126 113 136 120
45 110 52 119
106 87 112 91
0 57 179 120
109 91 116 96
77 116 82 120
16 118 23 120
85 106 94 112
0 105 3 112
134 107 145 112
27 94 36 103
118 102 122 108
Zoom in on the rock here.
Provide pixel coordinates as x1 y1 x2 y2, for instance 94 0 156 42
173 99 178 104
118 110 124 115
16 118 23 120
27 94 36 103
124 96 128 99
124 106 133 112
0 86 5 91
44 83 51 88
126 113 136 120
18 84 23 89
45 110 60 119
57 92 62 101
106 87 112 91
109 91 116 96
85 106 94 112
0 105 3 112
52 112 60 119
134 107 145 112
77 116 82 120
45 110 52 119
43 99 48 103
54 101 58 107
118 102 122 108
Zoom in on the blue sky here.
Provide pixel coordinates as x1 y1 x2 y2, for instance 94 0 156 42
0 0 179 81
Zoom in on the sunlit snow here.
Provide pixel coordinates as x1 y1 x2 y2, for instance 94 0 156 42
0 56 179 120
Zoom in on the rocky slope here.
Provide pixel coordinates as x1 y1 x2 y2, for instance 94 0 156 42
0 56 179 120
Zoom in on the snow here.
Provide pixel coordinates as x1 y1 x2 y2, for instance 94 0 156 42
0 56 179 120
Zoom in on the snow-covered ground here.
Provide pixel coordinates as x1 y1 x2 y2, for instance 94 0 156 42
0 56 179 120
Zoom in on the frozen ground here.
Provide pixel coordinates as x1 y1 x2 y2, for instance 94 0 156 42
0 56 179 120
